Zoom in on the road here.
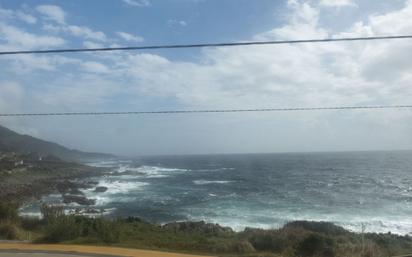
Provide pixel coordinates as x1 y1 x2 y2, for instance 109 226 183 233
0 252 111 257
0 244 213 257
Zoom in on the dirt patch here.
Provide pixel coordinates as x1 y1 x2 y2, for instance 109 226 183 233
0 243 214 257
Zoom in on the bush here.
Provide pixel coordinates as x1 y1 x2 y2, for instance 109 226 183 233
40 216 81 243
0 223 19 240
0 202 19 223
285 221 347 236
248 231 288 252
232 240 256 253
295 234 335 257
20 217 44 231
39 215 121 244
94 218 120 244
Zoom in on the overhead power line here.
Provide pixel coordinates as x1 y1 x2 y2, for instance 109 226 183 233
1 105 411 117
1 35 412 55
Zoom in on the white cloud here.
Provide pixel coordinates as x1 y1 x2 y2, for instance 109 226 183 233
167 19 188 27
5 55 80 74
83 41 104 48
117 31 144 42
2 0 412 154
42 23 107 42
122 0 151 7
0 7 14 20
34 75 121 108
109 0 412 120
0 81 24 113
16 11 37 24
0 23 65 49
67 25 107 41
260 1 326 40
82 61 110 73
25 0 412 119
0 7 37 24
320 0 357 8
36 5 66 24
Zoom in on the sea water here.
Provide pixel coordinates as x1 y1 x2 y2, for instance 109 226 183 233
21 151 412 235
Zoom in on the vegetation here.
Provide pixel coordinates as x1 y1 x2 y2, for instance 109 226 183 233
1 202 412 257
0 125 113 162
0 202 23 240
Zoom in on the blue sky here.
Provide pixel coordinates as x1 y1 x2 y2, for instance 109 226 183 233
1 0 286 60
1 0 412 155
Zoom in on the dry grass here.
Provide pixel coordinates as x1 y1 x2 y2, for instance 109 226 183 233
0 243 214 257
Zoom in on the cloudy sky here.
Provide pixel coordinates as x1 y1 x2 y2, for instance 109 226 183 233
0 0 412 156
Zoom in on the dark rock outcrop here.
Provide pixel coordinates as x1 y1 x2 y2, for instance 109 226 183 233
57 181 84 195
62 194 96 205
94 186 108 193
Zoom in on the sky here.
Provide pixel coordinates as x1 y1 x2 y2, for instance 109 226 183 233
0 0 412 156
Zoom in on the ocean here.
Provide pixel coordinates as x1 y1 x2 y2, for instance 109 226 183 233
21 151 412 235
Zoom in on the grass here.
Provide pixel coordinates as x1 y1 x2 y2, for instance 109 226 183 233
1 203 412 257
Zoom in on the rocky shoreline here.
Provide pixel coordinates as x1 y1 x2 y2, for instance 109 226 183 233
0 154 109 206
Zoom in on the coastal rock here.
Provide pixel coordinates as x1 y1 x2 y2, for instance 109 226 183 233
62 194 96 205
94 186 108 193
77 181 99 189
56 181 84 195
163 221 234 236
71 208 102 215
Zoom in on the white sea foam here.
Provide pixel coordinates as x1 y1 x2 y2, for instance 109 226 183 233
79 178 149 206
196 168 235 172
91 180 148 194
19 211 42 218
193 180 233 185
116 164 187 178
87 160 118 168
201 213 412 235
65 207 116 217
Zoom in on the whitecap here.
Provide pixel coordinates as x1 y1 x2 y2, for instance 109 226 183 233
87 160 118 168
94 180 149 194
80 179 148 206
116 165 188 178
19 211 42 218
193 180 233 185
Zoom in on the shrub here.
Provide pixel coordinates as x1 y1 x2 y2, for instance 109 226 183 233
0 202 19 223
125 216 144 223
20 217 44 231
40 216 81 243
94 218 120 244
295 234 335 257
362 241 381 257
285 221 347 236
0 223 19 240
232 240 256 253
248 231 288 252
207 240 256 254
39 215 121 244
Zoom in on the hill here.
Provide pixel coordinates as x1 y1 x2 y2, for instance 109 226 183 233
0 125 113 161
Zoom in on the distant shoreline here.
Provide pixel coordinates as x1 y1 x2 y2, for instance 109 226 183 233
0 157 107 205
